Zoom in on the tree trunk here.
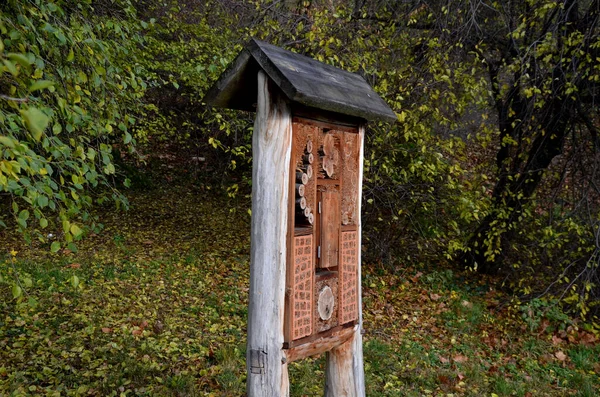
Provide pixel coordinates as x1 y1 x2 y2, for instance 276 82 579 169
247 71 292 396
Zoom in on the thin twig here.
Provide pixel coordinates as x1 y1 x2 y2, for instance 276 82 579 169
0 94 28 103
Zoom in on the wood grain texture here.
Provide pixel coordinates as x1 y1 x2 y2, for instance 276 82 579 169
247 71 292 397
284 325 356 363
324 124 366 397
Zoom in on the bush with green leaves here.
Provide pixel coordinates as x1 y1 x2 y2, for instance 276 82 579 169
0 0 146 250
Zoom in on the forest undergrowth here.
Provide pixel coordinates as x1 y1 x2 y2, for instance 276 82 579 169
1 152 599 397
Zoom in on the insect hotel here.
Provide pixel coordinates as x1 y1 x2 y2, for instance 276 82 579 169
204 39 396 396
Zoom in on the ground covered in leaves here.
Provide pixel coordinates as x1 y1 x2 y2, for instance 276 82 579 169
1 171 599 396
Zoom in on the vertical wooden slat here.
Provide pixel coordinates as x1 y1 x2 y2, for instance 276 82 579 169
247 71 292 397
319 191 340 268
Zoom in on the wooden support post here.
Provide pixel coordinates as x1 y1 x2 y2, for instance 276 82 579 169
324 124 366 397
247 71 292 397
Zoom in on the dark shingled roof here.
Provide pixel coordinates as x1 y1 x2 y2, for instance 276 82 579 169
203 39 397 123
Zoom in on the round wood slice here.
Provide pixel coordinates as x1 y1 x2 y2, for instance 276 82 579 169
304 206 311 218
296 172 308 185
306 140 313 153
307 212 314 225
296 183 305 197
306 164 313 179
317 286 335 321
296 197 307 210
302 153 314 164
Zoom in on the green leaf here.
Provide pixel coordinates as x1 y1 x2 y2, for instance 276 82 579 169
67 242 78 253
23 277 33 288
70 275 80 288
12 284 22 299
0 136 16 148
104 163 115 174
70 224 83 237
29 80 55 92
39 218 48 228
20 108 50 141
18 210 30 220
37 195 49 207
7 53 32 68
2 60 18 76
50 241 61 253
52 123 62 135
28 297 38 308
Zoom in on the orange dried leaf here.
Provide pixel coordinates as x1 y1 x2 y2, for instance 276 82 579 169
554 351 567 361
453 354 468 363
551 334 563 345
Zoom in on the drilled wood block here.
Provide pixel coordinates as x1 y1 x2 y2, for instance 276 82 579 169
340 231 358 324
341 131 360 226
314 272 339 333
291 235 314 340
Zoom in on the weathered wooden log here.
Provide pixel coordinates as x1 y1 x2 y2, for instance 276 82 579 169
307 212 314 225
247 71 291 397
296 172 308 185
306 139 313 153
295 183 305 197
296 197 307 210
302 153 314 164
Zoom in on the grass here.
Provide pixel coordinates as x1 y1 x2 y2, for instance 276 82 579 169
1 177 599 396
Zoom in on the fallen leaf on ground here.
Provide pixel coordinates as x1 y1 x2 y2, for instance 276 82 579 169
453 354 468 363
65 263 81 269
554 351 567 361
551 334 563 345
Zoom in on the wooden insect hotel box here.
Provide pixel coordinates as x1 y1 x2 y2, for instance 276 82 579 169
204 39 396 397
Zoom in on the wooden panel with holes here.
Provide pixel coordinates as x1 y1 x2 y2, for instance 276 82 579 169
340 231 358 324
341 131 360 226
290 235 314 340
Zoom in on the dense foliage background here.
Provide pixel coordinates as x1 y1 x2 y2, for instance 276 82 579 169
1 0 600 395
1 0 599 344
